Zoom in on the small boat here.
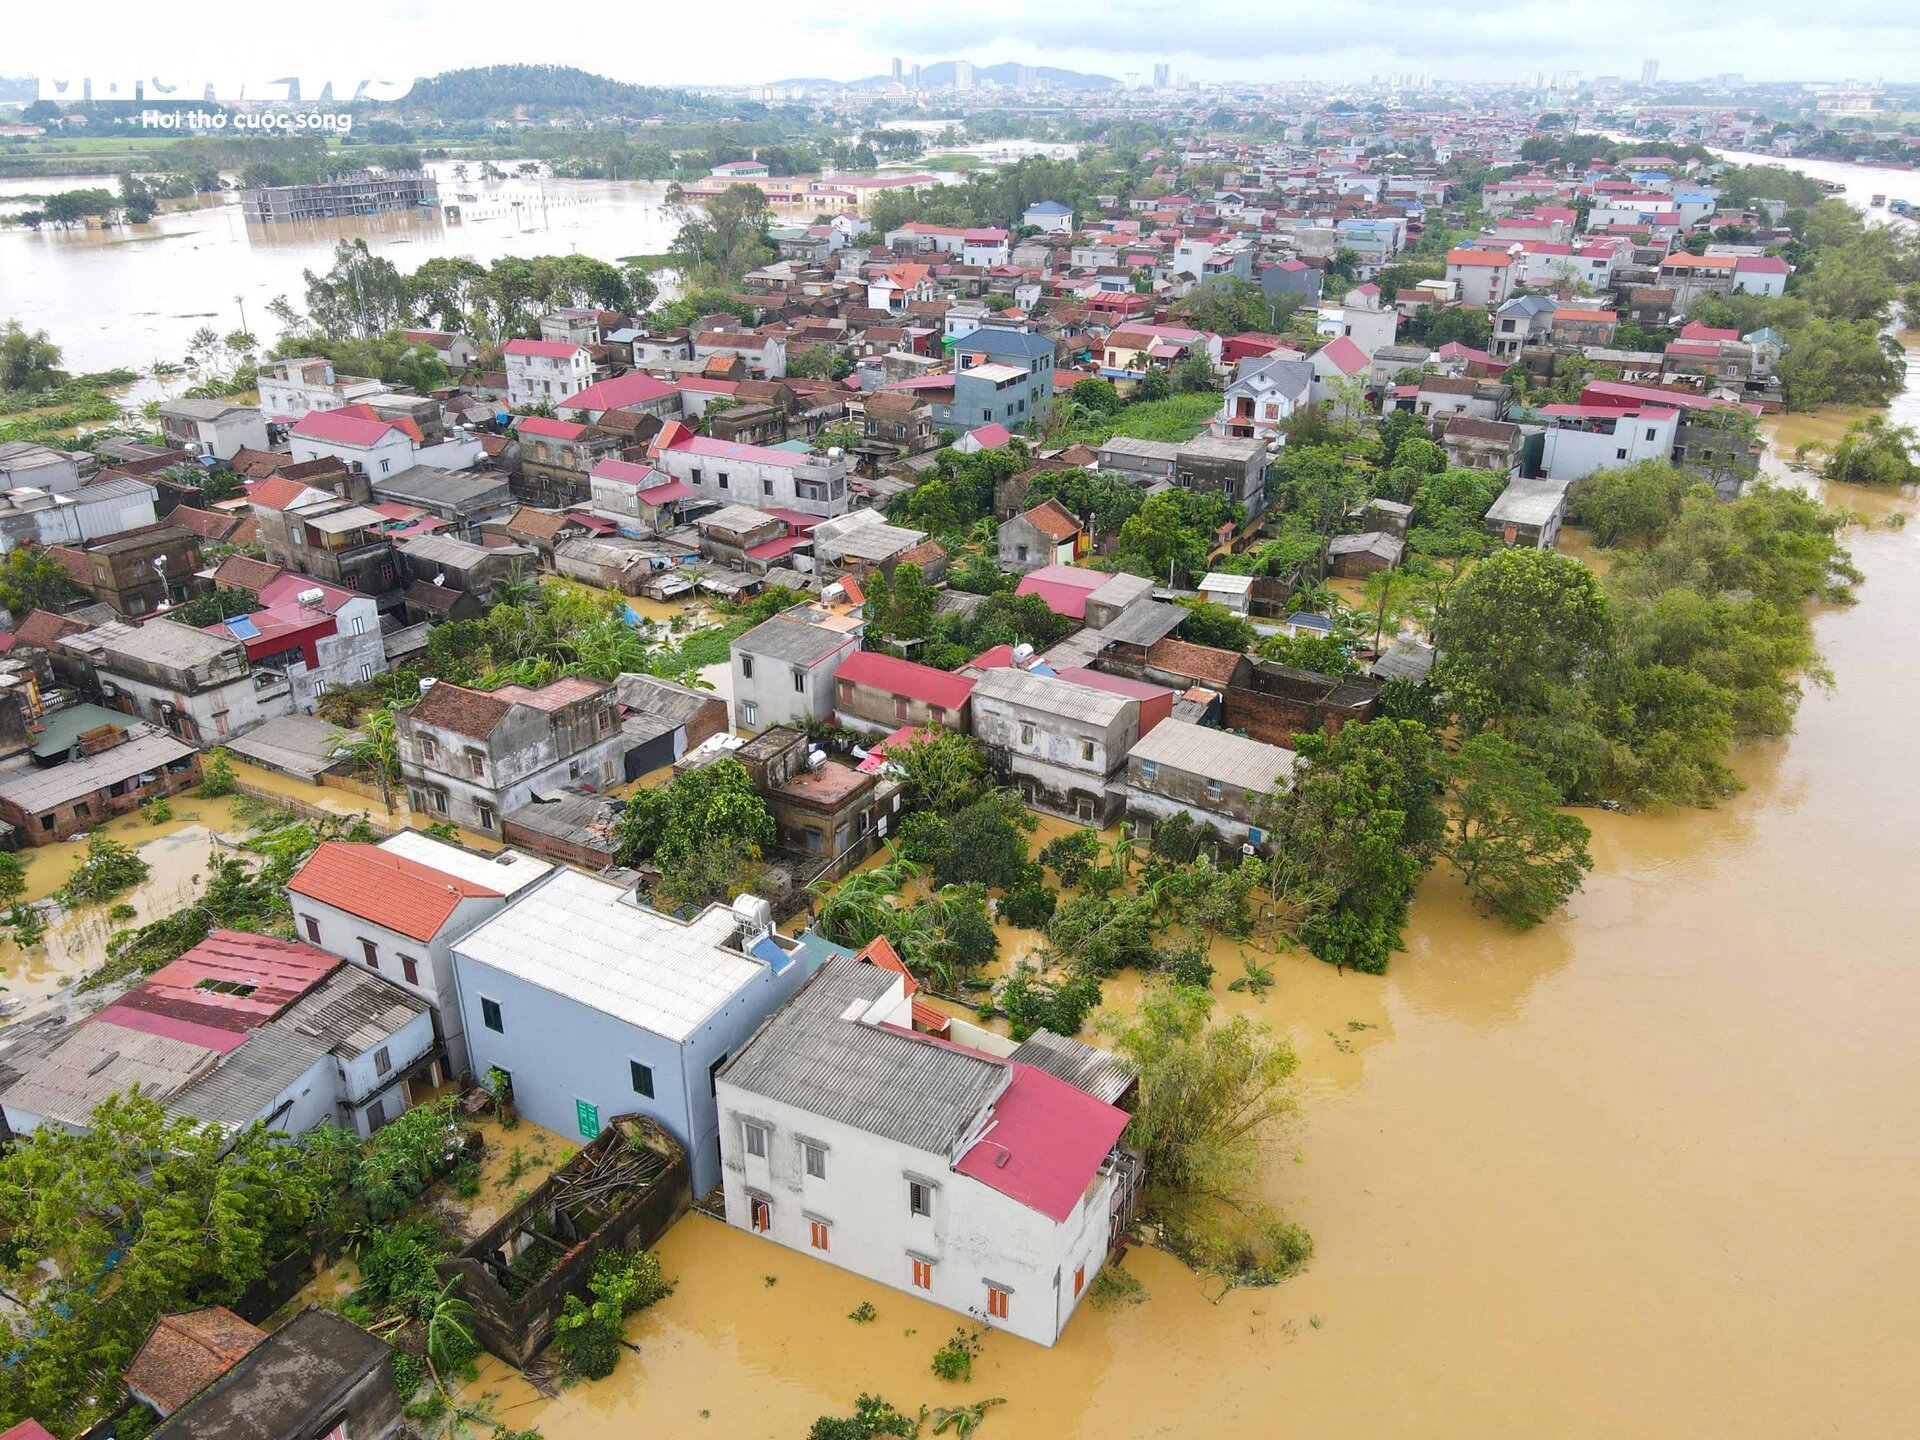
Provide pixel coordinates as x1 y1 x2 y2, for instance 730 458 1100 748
1871 194 1887 206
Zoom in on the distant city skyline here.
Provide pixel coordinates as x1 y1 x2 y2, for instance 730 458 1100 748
13 0 1919 94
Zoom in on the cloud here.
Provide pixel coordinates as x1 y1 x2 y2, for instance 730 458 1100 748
9 0 1919 86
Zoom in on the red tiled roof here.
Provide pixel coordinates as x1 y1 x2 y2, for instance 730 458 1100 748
408 681 515 738
965 423 1014 449
1145 636 1246 687
246 476 322 512
1447 247 1513 267
1316 335 1370 376
123 1307 267 1415
288 842 500 942
11 609 89 651
1019 497 1081 543
210 555 284 594
834 650 977 711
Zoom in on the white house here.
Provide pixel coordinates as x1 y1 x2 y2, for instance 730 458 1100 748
286 835 551 1078
716 947 1137 1347
1444 247 1519 307
504 339 593 410
1308 335 1372 409
648 421 853 518
731 600 865 733
1216 353 1312 442
1023 200 1075 234
156 399 269 460
256 357 387 419
453 875 825 1193
961 227 1011 267
1536 405 1680 483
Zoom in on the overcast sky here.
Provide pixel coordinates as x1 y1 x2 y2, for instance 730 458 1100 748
14 1 1920 92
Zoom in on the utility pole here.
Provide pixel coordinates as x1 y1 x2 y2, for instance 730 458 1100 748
235 294 248 338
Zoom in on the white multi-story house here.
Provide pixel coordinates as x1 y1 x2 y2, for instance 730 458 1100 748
256 357 387 420
716 946 1138 1347
288 408 484 479
156 399 269 460
1444 247 1519 307
287 833 551 1079
648 422 852 518
504 339 593 410
397 675 627 836
1537 404 1681 483
968 667 1142 825
730 601 865 734
244 573 387 711
1216 354 1312 442
64 618 293 744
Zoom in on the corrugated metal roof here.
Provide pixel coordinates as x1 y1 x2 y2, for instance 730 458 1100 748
0 725 196 813
1099 599 1187 648
167 1021 332 1130
1127 717 1296 793
276 965 429 1057
1008 1029 1138 1105
971 666 1134 725
719 956 1008 1155
737 613 857 666
0 1023 218 1128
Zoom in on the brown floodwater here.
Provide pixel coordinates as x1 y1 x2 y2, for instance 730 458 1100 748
453 385 1920 1439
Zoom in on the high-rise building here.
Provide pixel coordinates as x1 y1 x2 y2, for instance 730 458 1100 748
891 58 903 84
1176 71 1190 89
953 60 974 92
1153 63 1171 89
911 64 922 91
1014 64 1037 90
1641 59 1660 85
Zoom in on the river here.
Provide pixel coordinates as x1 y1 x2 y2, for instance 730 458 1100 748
0 163 688 374
438 156 1920 1440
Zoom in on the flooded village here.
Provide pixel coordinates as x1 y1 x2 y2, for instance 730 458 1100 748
1 58 1919 1440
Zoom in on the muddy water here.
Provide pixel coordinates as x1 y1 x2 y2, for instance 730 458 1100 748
466 455 1920 1433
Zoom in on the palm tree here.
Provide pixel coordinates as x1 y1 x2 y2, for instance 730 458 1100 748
327 705 400 813
809 849 917 946
1290 581 1337 615
422 1276 477 1389
493 560 539 609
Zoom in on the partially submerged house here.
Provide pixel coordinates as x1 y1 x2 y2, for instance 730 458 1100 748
715 953 1140 1347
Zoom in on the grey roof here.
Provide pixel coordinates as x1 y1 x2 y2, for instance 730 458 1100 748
0 1023 217 1128
158 397 254 421
1086 571 1154 612
1351 497 1413 518
1100 599 1188 647
556 536 653 574
398 532 492 567
819 520 924 562
1328 531 1405 562
1007 1030 1137 1105
971 666 1133 725
736 612 856 666
1127 717 1296 792
951 326 1054 360
720 955 1008 1154
1485 478 1569 528
1177 434 1266 463
168 1022 333 1130
1370 638 1437 683
1233 355 1314 399
0 724 197 813
375 464 511 512
276 966 428 1059
151 1308 390 1440
71 619 239 668
696 503 782 538
223 714 352 780
76 474 160 503
615 671 720 730
1098 436 1182 462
